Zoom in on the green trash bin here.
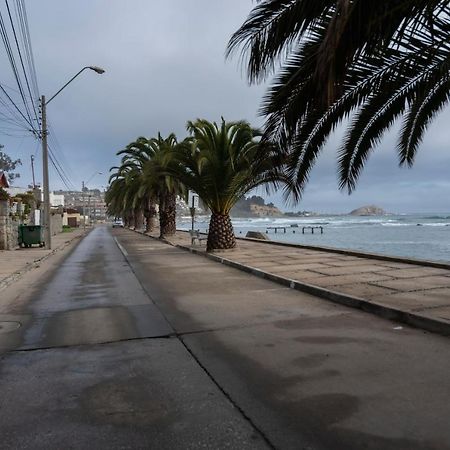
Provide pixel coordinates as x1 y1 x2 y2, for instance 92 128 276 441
18 225 44 248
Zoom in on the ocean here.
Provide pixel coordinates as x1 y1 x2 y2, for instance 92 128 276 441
179 214 450 263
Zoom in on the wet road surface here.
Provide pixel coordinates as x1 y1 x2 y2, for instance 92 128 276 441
0 226 268 449
1 225 450 449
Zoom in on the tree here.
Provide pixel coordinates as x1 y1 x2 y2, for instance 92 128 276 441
141 133 186 238
0 145 21 184
107 134 186 238
116 137 158 232
228 1 450 197
168 118 287 251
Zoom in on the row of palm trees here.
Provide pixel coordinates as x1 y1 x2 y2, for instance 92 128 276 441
108 3 445 250
106 118 287 251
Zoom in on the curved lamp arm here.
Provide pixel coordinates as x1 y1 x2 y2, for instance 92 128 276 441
46 66 105 105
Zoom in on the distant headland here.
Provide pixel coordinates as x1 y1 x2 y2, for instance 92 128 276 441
349 205 386 216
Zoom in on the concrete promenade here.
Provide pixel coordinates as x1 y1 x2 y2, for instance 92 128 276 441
141 228 450 335
0 228 87 291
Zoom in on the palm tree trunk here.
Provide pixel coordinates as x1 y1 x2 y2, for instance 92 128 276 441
159 192 176 237
207 212 236 251
144 202 156 233
144 202 157 233
125 213 132 228
133 209 143 230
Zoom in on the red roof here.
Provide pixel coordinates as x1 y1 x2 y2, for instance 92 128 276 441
0 172 9 188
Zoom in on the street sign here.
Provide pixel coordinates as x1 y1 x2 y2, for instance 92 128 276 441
188 191 199 208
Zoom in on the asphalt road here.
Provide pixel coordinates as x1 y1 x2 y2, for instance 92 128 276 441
1 225 450 450
0 226 268 449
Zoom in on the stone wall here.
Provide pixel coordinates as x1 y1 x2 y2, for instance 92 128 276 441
0 201 18 250
0 214 8 250
50 212 63 236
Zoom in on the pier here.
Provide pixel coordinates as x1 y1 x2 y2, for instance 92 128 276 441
302 225 324 234
266 226 287 233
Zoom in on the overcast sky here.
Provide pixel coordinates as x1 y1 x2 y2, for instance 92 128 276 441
1 0 449 213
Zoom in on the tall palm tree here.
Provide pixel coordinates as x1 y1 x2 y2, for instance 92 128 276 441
107 163 143 228
141 133 186 238
105 176 127 220
117 138 158 232
228 1 450 196
168 118 287 251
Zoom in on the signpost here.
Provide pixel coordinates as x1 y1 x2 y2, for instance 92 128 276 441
188 191 199 232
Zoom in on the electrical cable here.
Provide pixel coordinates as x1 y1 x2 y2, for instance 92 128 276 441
0 82 34 130
48 148 74 191
0 8 34 130
15 0 39 100
4 0 39 125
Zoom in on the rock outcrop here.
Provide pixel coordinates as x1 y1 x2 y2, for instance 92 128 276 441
350 205 386 216
246 231 270 240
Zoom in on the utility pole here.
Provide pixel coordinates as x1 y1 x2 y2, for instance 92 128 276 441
82 181 86 230
88 194 91 227
40 95 52 250
38 66 105 241
30 155 36 188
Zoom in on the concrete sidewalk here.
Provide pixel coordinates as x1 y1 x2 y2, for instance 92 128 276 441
139 228 450 335
0 228 87 291
116 228 450 450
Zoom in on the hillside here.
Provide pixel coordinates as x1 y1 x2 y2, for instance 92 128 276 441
231 195 283 217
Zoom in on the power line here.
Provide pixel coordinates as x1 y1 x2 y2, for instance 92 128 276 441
48 147 74 191
4 0 39 125
15 0 39 101
0 82 35 130
47 121 75 182
0 7 35 130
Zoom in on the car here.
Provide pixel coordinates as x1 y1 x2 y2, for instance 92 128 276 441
112 219 124 228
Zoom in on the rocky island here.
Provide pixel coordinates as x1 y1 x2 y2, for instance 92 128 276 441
350 205 386 216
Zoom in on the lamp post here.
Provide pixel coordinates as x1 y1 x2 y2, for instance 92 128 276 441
82 171 103 230
41 66 105 249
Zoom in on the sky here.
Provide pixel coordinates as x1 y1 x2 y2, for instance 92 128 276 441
0 0 449 214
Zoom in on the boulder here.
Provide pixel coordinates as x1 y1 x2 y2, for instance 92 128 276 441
246 231 270 240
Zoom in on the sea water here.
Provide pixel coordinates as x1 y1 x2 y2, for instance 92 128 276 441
179 214 450 263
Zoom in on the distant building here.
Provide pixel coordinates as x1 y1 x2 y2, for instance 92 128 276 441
54 189 106 220
6 186 28 196
50 193 65 207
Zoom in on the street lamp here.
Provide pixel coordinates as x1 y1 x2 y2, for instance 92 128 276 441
41 66 105 249
82 171 102 230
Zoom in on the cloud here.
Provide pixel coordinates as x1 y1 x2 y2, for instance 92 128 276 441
0 0 449 211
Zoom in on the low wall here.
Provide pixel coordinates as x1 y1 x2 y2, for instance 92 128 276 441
51 213 63 236
0 202 19 250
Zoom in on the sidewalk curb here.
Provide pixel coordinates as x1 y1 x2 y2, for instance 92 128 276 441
0 230 88 293
130 228 450 337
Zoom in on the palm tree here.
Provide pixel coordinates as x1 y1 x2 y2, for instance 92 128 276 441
141 133 186 238
168 118 287 251
107 134 184 238
107 163 143 229
228 1 450 196
105 176 127 220
117 138 158 232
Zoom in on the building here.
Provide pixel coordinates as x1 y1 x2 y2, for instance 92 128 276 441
54 189 107 221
